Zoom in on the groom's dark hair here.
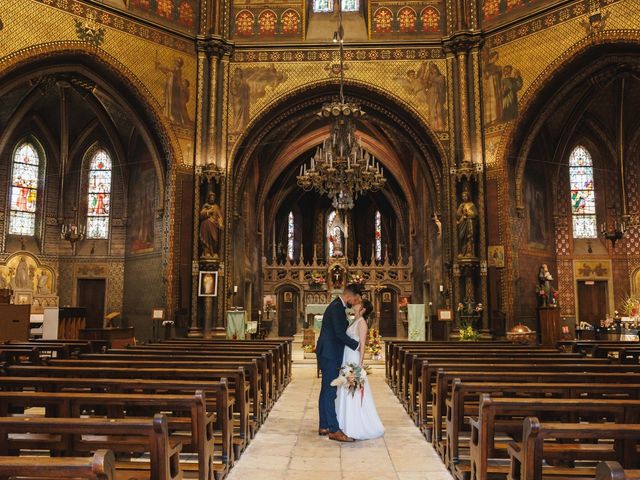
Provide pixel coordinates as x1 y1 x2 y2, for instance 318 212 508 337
344 283 363 296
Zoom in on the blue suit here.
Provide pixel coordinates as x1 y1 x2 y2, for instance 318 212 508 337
316 297 359 432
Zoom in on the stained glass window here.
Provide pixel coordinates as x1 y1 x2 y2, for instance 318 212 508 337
313 0 332 12
341 0 359 12
9 142 40 236
312 0 359 13
375 210 382 261
287 211 295 260
327 210 344 257
87 149 112 239
569 145 597 238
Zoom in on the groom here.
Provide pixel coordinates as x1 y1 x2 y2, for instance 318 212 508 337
316 283 362 442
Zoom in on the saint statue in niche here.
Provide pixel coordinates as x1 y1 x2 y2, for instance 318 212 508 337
456 190 478 258
199 192 224 258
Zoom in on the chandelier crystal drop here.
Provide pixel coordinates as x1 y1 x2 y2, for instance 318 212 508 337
296 3 386 210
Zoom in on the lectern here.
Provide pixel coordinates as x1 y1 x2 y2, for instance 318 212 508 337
537 306 560 346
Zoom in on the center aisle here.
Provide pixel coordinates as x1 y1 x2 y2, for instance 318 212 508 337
227 364 453 480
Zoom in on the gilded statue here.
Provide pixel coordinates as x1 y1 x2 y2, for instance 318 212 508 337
199 192 224 258
456 190 478 258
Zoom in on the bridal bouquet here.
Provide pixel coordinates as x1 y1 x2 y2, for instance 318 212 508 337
331 363 369 404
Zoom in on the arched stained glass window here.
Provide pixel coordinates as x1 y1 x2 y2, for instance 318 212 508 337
375 210 382 261
327 210 344 258
86 149 112 239
312 0 359 13
287 211 295 260
313 0 332 12
9 142 41 236
569 145 597 238
341 0 359 12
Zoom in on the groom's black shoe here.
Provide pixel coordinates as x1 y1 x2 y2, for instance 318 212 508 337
328 430 355 442
318 428 330 436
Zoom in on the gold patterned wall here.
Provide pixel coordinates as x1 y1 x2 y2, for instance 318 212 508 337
0 0 197 166
482 0 637 167
227 48 449 153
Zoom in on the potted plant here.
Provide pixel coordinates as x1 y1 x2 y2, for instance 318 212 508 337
302 343 316 359
309 271 326 289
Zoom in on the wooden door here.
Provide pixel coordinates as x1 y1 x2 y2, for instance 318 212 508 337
379 289 397 337
577 280 608 326
77 279 106 329
278 289 297 337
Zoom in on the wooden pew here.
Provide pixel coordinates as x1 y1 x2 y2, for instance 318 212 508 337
72 353 267 423
465 395 640 480
132 343 281 399
0 347 39 364
557 340 640 355
0 375 233 473
0 414 182 480
384 341 516 383
149 339 291 395
596 462 640 480
4 364 250 455
0 449 115 480
426 370 640 445
0 390 222 480
507 418 640 480
405 354 605 417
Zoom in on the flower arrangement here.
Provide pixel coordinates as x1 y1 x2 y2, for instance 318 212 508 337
310 271 326 286
366 329 382 358
330 363 370 405
399 296 409 313
349 273 365 286
459 323 480 342
302 343 315 353
622 295 640 318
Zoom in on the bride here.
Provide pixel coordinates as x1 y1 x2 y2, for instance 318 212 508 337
336 299 385 440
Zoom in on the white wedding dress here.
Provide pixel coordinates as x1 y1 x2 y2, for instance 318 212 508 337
336 318 385 440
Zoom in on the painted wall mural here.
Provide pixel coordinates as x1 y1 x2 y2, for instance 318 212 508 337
129 0 198 33
369 2 444 37
393 61 447 130
128 160 157 254
227 55 448 146
230 64 289 134
156 55 193 128
482 49 523 126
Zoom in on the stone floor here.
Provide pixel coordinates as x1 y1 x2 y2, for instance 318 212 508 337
227 364 453 480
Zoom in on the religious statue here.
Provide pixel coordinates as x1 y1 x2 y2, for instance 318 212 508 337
456 190 478 257
199 192 224 259
537 264 557 307
12 256 31 290
37 271 50 295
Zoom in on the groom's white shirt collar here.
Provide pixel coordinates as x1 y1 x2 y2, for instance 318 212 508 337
339 296 347 308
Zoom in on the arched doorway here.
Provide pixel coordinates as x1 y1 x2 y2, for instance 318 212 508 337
378 287 397 337
227 81 447 329
277 286 299 337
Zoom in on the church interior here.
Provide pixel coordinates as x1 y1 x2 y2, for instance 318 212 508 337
2 0 640 478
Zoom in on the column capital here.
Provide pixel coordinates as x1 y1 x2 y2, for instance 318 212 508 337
442 32 483 55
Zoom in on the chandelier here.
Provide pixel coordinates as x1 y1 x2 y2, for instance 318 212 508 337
296 4 385 210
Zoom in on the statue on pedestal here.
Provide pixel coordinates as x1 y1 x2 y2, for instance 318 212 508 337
537 264 557 307
199 192 224 259
456 190 478 258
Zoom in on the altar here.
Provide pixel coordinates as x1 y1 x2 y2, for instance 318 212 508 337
305 304 328 332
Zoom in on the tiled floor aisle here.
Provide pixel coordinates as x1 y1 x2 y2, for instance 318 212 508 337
227 364 453 480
